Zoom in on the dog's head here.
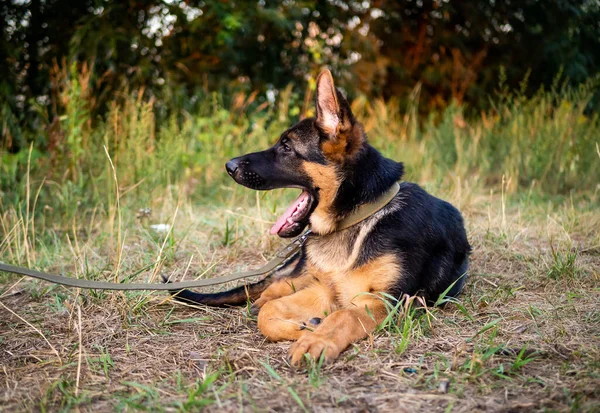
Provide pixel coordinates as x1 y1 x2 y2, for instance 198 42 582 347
226 69 402 238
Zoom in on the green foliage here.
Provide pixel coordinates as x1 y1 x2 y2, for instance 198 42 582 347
172 372 221 411
259 358 309 411
377 293 430 355
87 345 114 377
359 0 600 109
40 376 89 412
2 0 600 152
0 72 598 253
357 78 600 194
304 351 327 388
509 346 538 374
547 246 580 280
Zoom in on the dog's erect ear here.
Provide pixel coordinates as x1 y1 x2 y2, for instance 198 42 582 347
315 69 363 162
315 70 341 136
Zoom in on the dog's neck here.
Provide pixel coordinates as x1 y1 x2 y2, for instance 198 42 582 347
305 178 402 274
333 181 400 232
333 144 404 219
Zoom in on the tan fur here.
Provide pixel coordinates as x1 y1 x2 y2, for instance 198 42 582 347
254 253 400 358
305 230 352 273
257 276 335 342
335 254 400 305
252 274 313 309
251 171 404 363
321 138 346 162
254 69 405 363
345 123 366 158
286 254 400 364
288 299 388 364
306 198 403 272
286 131 299 141
315 70 365 163
301 162 340 235
321 123 364 163
307 220 374 273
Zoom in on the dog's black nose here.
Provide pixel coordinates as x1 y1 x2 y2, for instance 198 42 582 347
226 159 239 176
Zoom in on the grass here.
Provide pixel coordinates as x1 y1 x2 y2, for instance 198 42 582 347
1 69 599 411
0 190 598 411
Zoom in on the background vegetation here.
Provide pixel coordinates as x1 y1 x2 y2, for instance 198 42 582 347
2 0 600 151
2 0 600 216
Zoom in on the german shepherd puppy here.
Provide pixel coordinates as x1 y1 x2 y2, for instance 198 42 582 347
171 70 470 365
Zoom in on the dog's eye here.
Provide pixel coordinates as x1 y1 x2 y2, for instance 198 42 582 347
283 144 292 152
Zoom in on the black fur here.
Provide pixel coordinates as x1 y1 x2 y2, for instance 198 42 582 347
333 144 404 218
354 182 470 303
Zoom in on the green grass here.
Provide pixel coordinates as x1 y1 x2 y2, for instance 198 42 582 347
1 70 599 246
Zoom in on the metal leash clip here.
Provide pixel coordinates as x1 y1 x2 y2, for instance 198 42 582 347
275 229 312 260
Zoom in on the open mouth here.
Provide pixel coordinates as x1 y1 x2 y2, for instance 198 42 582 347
270 190 314 237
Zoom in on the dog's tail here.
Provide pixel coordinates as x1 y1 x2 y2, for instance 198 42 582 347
165 277 273 307
164 252 303 307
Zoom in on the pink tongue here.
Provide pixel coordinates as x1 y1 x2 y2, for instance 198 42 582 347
270 191 309 235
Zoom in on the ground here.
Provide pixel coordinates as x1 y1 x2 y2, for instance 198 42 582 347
1 188 599 412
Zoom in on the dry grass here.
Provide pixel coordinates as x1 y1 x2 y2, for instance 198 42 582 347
1 181 599 413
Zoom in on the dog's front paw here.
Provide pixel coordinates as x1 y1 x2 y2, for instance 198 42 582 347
288 333 340 366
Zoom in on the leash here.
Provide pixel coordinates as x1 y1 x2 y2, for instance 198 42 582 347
0 183 399 291
0 232 309 291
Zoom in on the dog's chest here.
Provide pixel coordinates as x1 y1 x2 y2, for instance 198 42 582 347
304 224 400 306
306 233 354 274
305 219 376 274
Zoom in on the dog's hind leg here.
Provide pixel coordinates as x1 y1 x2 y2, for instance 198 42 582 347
446 257 469 299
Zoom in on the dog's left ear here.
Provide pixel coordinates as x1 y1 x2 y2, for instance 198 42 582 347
315 70 362 161
316 70 355 136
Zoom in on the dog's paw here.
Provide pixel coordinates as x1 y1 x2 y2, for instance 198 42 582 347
288 333 340 366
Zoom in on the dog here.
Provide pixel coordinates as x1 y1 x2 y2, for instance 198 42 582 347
170 70 471 365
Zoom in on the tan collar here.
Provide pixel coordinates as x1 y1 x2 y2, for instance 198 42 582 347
333 181 400 232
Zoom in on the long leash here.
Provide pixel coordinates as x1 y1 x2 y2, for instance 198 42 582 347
0 232 309 291
0 183 399 291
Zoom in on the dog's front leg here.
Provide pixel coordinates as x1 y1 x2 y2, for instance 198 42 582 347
257 282 334 341
288 294 388 365
251 272 314 314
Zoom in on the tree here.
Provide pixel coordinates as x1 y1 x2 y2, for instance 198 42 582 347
1 0 599 151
